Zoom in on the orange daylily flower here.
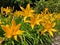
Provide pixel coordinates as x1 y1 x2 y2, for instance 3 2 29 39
24 14 41 29
39 8 55 23
40 21 57 37
39 8 57 37
13 10 23 17
1 19 24 40
20 4 34 19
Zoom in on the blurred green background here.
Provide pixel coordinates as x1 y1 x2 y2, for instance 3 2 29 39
0 0 60 13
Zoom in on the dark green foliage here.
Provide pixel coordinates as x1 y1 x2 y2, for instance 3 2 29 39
1 0 60 13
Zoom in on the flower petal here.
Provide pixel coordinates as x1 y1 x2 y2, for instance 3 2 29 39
30 24 35 29
48 31 53 37
16 30 24 35
52 22 56 27
24 17 30 23
51 29 57 32
14 35 17 41
20 6 25 11
1 25 9 33
26 4 30 10
41 29 47 35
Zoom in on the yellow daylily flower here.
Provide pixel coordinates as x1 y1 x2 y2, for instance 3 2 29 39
39 8 56 37
41 8 49 16
24 14 41 29
1 19 24 41
40 21 57 37
13 10 23 17
1 7 12 15
39 8 55 24
20 4 34 18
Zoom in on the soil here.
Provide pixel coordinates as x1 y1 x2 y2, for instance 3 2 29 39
52 35 60 45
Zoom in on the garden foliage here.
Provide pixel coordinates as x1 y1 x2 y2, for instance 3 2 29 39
0 0 60 45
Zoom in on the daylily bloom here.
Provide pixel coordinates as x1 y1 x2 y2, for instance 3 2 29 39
39 8 57 37
1 7 12 15
40 21 57 37
39 8 55 23
1 19 24 40
20 4 34 19
13 10 23 17
24 14 41 29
